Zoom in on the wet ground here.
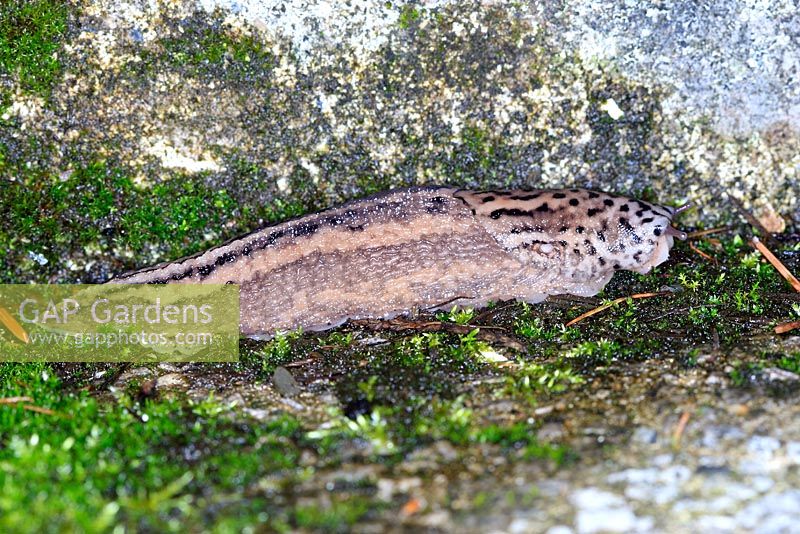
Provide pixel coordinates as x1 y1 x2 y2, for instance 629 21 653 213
35 235 799 533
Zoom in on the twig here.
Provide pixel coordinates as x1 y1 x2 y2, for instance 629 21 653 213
672 411 691 448
689 242 717 263
775 320 800 334
687 226 730 239
750 237 800 292
0 397 67 417
21 404 62 416
0 307 29 344
565 292 672 327
0 396 34 404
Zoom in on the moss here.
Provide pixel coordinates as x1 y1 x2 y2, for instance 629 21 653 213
0 363 309 531
293 498 374 531
250 330 303 375
777 353 800 374
397 5 421 29
157 17 273 79
503 360 585 400
729 361 765 387
0 0 68 96
0 157 310 282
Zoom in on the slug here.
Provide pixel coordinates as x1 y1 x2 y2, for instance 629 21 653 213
111 187 687 336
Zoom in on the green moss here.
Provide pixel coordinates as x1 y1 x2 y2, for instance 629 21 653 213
252 330 303 374
729 361 765 387
293 498 374 531
504 360 585 398
398 5 421 29
0 156 311 282
777 353 800 374
0 363 308 532
157 15 273 79
0 0 68 96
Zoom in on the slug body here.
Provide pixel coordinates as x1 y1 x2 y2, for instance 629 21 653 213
112 187 685 336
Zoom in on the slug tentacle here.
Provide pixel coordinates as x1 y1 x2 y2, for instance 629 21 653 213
111 186 684 336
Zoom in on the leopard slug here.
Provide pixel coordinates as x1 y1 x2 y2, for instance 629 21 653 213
111 186 687 336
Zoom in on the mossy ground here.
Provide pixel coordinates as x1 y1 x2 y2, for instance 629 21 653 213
2 2 800 532
2 227 800 531
0 0 67 96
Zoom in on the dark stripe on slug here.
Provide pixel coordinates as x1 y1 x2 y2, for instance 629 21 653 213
293 222 320 238
424 196 449 214
215 251 238 266
482 195 496 203
509 193 541 201
171 267 194 283
553 192 566 199
489 208 535 219
641 217 654 223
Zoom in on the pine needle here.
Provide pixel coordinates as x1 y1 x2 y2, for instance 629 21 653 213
689 242 716 263
750 237 800 293
775 320 800 334
21 404 63 416
0 306 29 344
686 226 730 239
0 396 34 404
565 291 671 327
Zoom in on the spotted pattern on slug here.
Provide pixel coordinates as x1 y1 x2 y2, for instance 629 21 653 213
111 186 684 335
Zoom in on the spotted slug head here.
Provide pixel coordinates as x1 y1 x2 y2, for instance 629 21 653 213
615 201 688 274
453 188 687 282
